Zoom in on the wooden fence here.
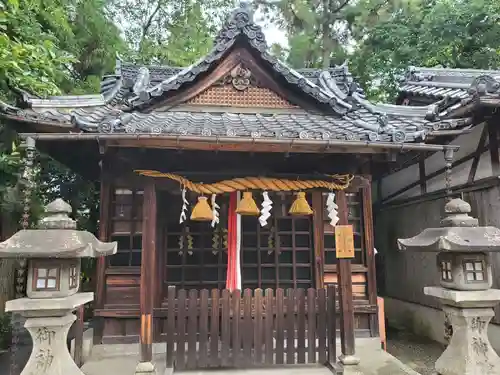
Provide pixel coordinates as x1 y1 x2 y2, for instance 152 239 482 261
165 285 338 371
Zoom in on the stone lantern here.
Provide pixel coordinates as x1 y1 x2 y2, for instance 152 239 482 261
0 198 117 375
398 198 500 375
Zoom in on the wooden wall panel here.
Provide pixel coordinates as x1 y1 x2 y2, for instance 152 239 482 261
104 274 140 307
324 273 367 299
102 318 140 344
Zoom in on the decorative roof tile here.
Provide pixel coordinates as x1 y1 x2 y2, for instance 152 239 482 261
0 100 470 144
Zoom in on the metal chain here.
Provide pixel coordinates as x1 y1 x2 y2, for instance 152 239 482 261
444 148 455 202
10 137 36 375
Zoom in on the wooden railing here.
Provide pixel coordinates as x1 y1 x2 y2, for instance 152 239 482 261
165 285 338 371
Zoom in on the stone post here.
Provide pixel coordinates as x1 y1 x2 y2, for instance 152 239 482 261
398 198 500 375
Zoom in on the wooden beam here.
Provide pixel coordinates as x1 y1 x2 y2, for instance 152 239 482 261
488 121 500 175
362 181 378 337
140 179 157 363
378 175 500 211
336 191 357 362
94 160 112 345
381 145 488 204
468 125 488 183
312 191 325 289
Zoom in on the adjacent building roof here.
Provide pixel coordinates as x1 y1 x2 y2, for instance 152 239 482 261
399 66 500 114
0 4 474 147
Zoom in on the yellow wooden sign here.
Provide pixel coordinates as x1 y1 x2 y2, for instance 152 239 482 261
335 225 355 259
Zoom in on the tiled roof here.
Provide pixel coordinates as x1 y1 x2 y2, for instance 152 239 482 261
0 4 475 146
99 62 364 109
400 66 500 100
0 99 470 144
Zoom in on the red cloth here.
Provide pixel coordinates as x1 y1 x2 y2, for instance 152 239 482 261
226 192 238 290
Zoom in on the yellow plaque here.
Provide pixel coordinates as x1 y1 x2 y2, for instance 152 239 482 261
335 225 355 259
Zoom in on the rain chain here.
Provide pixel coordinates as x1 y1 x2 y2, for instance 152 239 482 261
11 137 36 375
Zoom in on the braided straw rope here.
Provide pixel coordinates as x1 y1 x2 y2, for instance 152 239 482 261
134 170 353 194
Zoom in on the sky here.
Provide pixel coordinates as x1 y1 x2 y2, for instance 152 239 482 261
254 7 288 48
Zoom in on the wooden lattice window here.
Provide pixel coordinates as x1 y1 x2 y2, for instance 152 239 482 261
164 194 229 291
33 264 60 291
69 264 78 289
162 192 314 291
241 192 313 290
109 188 144 267
164 224 229 291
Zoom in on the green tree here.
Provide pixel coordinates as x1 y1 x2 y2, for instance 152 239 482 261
256 0 356 68
108 0 233 66
350 0 500 100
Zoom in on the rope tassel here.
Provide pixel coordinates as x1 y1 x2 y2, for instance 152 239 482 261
179 187 188 224
211 194 220 227
326 192 339 227
259 191 272 227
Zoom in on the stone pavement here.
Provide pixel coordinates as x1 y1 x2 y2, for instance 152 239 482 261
81 338 420 375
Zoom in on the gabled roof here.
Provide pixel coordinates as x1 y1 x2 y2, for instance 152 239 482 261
0 4 472 148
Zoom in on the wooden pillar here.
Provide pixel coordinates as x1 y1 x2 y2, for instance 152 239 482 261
139 178 157 364
362 180 378 337
312 191 325 289
336 191 358 364
94 164 112 344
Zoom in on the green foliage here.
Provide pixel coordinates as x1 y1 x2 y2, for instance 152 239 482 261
0 0 123 231
256 0 353 68
0 0 74 99
263 0 500 100
350 0 500 100
108 0 233 66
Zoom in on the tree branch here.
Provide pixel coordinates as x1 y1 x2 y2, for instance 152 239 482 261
141 0 163 42
331 0 352 14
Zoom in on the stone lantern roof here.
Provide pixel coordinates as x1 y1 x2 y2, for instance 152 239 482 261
397 198 500 252
0 198 117 258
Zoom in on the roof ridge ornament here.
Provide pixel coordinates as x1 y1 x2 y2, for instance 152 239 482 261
214 1 266 52
469 75 500 97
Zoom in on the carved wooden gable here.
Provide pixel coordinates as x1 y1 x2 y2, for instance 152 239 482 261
187 64 298 109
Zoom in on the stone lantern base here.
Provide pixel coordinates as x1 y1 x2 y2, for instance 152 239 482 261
6 293 93 375
23 313 85 375
425 287 500 375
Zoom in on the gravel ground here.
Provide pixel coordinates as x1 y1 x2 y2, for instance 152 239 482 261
386 327 445 375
